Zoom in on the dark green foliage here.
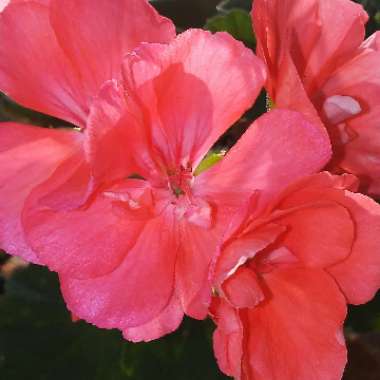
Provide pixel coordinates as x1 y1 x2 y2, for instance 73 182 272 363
0 265 228 380
206 9 256 49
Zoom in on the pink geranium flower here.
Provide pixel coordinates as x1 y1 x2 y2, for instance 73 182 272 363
0 0 175 264
210 169 380 380
252 0 380 196
0 0 335 340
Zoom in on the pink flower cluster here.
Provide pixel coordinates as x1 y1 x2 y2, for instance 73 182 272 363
0 0 379 379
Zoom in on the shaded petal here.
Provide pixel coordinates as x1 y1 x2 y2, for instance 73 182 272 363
0 122 81 263
277 172 380 304
222 266 264 309
362 31 380 51
0 0 174 126
84 78 167 183
176 222 219 319
240 268 347 380
123 29 266 167
214 222 285 286
0 2 88 126
319 50 380 196
24 190 145 279
197 110 331 208
253 0 368 96
123 294 183 342
210 297 243 379
272 202 354 267
60 211 178 332
328 192 380 305
50 0 175 104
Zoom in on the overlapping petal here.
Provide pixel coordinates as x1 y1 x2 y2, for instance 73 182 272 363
123 294 183 343
253 0 367 96
277 172 380 304
253 0 380 196
122 29 266 167
0 0 175 127
236 268 347 380
60 210 178 332
196 110 331 208
210 298 244 378
318 49 380 195
0 122 81 263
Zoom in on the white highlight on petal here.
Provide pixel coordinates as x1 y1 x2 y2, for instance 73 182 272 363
323 95 362 124
225 256 249 280
0 0 9 12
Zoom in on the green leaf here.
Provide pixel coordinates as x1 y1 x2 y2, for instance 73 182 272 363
375 11 380 24
217 0 252 12
194 151 225 176
205 9 255 48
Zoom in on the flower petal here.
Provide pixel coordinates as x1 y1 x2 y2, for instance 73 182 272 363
197 109 331 208
239 267 347 380
319 50 380 196
50 0 175 111
222 266 264 309
123 294 183 342
123 29 266 167
0 122 81 263
271 202 354 267
24 190 145 279
84 76 171 183
328 192 380 305
214 222 285 286
210 297 244 379
0 2 88 126
362 31 380 51
60 211 178 333
176 222 219 320
0 0 174 127
277 172 380 304
253 0 368 95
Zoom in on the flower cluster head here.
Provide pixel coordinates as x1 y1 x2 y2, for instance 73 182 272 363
0 0 379 379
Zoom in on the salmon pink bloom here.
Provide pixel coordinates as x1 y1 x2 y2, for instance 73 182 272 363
0 22 306 340
0 0 175 265
252 0 380 196
210 170 380 380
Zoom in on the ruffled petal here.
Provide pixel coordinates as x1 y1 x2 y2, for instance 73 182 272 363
239 268 347 380
60 211 178 333
0 122 81 263
123 29 266 167
253 0 368 95
319 50 380 196
214 222 285 286
210 297 244 379
0 0 174 126
50 0 175 117
328 192 380 305
222 266 264 309
272 202 354 267
362 31 380 51
23 187 145 279
197 110 331 208
176 222 219 320
277 172 380 304
0 2 88 126
84 79 159 183
123 294 183 342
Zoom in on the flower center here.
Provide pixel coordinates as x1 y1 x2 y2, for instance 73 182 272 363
167 164 193 199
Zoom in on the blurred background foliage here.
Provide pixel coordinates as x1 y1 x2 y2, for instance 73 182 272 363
1 0 380 379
